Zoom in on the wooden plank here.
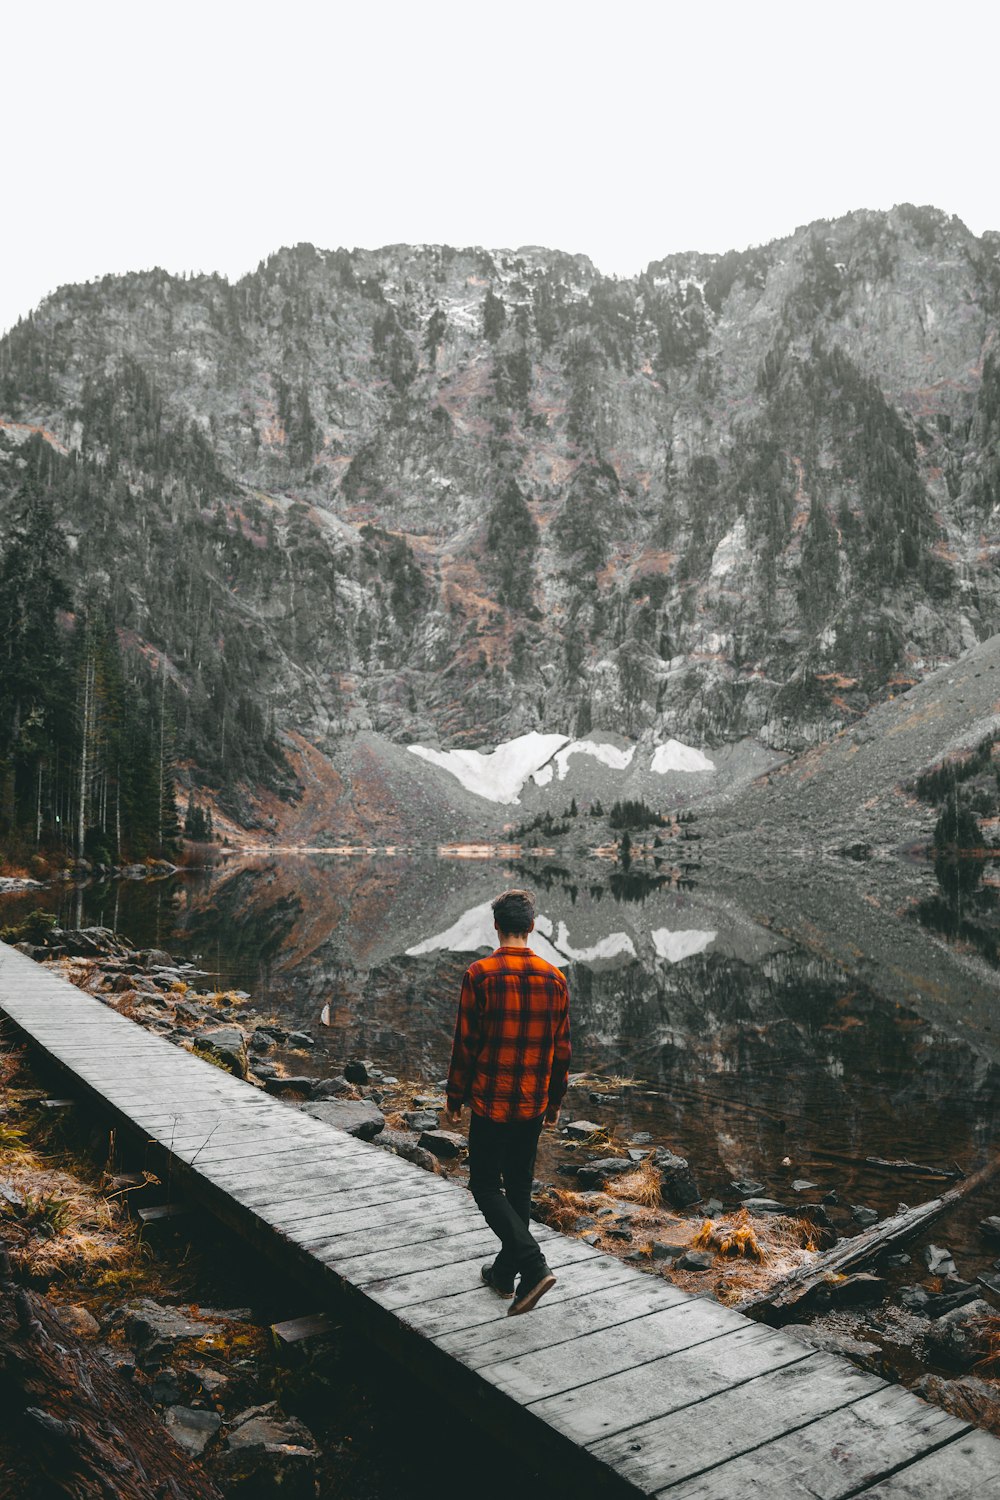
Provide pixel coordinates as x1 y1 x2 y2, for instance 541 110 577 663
321 1224 499 1284
234 1160 417 1214
271 1313 337 1347
196 1146 374 1185
590 1349 884 1491
292 1188 459 1249
439 1276 689 1371
399 1246 635 1341
365 1235 599 1314
848 1430 1000 1497
530 1323 811 1447
663 1385 969 1500
483 1295 749 1405
304 1205 483 1263
277 1178 449 1234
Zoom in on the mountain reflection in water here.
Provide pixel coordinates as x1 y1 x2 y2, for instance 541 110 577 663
3 853 998 1263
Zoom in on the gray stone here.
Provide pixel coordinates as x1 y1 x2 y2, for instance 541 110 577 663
141 948 175 967
730 1179 765 1197
411 1094 442 1108
655 1149 700 1208
418 1129 467 1159
786 1323 881 1365
676 1250 713 1271
792 1179 818 1193
192 1025 248 1079
301 1099 385 1139
121 1299 213 1369
213 1402 318 1498
403 1109 440 1132
925 1298 992 1369
263 1075 316 1097
743 1198 789 1215
627 1148 651 1162
977 1271 1000 1299
651 1243 686 1262
343 1059 369 1084
55 1303 101 1339
630 1132 653 1145
165 1405 222 1456
979 1215 1000 1243
925 1243 957 1276
881 1252 911 1269
249 1031 273 1054
286 1031 316 1049
852 1205 880 1228
563 1119 601 1139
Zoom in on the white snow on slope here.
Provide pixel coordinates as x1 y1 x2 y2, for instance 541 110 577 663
408 732 570 804
555 922 636 962
651 928 716 962
552 740 636 780
406 902 566 966
651 739 716 774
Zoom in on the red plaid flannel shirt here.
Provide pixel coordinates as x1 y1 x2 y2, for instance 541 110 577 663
446 946 571 1123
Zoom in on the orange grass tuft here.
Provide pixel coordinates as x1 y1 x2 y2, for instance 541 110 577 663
693 1209 768 1263
612 1157 664 1207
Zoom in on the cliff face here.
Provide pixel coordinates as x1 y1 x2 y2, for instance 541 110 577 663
1 204 998 767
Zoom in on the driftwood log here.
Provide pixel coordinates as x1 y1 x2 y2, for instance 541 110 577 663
739 1154 1000 1321
807 1148 961 1180
0 1249 222 1499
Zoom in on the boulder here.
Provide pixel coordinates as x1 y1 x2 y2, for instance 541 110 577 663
139 948 175 968
376 1128 440 1173
248 1031 274 1054
55 1304 101 1339
563 1120 601 1139
263 1076 316 1097
300 1099 385 1140
343 1060 370 1084
418 1129 467 1159
164 1405 222 1457
403 1109 440 1133
193 1026 248 1079
121 1299 213 1369
742 1198 789 1216
286 1031 315 1049
575 1157 633 1189
676 1250 713 1271
819 1272 887 1307
655 1149 700 1208
851 1205 880 1228
925 1243 957 1276
212 1403 318 1498
312 1076 353 1099
925 1298 993 1370
978 1215 1000 1244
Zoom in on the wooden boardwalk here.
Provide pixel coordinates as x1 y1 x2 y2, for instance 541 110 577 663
2 939 999 1496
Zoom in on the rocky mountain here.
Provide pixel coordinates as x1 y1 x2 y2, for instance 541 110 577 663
1 203 999 831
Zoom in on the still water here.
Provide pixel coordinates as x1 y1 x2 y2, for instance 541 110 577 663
3 852 999 1275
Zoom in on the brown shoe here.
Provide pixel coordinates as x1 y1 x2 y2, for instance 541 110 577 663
507 1269 556 1316
481 1263 514 1299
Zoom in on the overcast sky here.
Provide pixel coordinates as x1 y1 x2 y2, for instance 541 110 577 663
4 0 997 335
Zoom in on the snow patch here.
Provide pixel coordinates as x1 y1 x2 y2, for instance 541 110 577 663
406 901 566 966
408 732 570 804
650 740 716 774
553 740 636 780
532 763 554 786
651 928 717 962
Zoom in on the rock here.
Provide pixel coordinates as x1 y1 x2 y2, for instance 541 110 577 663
174 999 210 1025
286 1031 315 1049
651 1243 685 1262
563 1120 601 1139
263 1076 316 1097
924 1243 957 1276
821 1190 839 1205
213 1402 318 1498
301 1099 385 1139
730 1179 765 1198
343 1060 369 1085
164 1405 222 1457
792 1179 818 1193
630 1132 653 1145
703 1198 724 1216
121 1299 213 1369
381 1076 399 1086
881 1252 911 1269
140 948 175 968
55 1304 101 1339
248 1031 273 1054
786 1324 882 1365
0 1181 26 1211
820 1272 887 1307
925 1285 983 1318
900 1284 931 1314
627 1149 651 1162
851 1205 880 1228
676 1250 714 1271
193 1026 248 1079
150 1368 186 1405
605 1228 632 1242
254 1024 288 1043
743 1198 789 1215
572 1216 597 1232
581 1232 601 1246
418 1129 467 1159
925 1298 993 1370
312 1076 352 1098
915 1374 1000 1431
251 1062 279 1079
376 1128 439 1172
979 1215 1000 1244
977 1271 1000 1299
403 1110 440 1132
411 1094 442 1108
654 1149 700 1208
575 1157 633 1189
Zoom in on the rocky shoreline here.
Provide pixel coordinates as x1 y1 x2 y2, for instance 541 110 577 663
3 915 1000 1468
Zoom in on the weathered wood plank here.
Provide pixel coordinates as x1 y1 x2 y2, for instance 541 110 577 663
663 1385 970 1500
365 1236 599 1314
530 1323 811 1447
439 1276 689 1371
848 1429 1000 1497
277 1178 449 1235
293 1188 458 1249
304 1206 483 1263
398 1246 635 1341
484 1295 749 1405
326 1225 500 1284
590 1350 884 1491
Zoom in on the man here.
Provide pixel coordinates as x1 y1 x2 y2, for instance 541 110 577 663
443 887 571 1316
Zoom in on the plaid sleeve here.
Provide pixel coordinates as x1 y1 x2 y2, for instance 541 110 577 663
546 978 571 1114
446 968 481 1112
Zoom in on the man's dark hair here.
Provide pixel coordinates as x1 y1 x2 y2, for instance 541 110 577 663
491 887 535 935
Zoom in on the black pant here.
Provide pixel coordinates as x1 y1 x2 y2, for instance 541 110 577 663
467 1110 547 1285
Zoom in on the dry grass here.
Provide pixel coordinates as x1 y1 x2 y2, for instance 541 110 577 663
612 1157 663 1207
693 1208 768 1262
0 1150 137 1283
537 1187 595 1231
974 1316 1000 1376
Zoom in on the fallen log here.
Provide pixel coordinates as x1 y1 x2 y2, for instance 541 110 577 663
739 1154 1000 1321
0 1248 222 1499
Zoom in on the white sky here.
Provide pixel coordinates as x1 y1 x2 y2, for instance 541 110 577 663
3 0 997 336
